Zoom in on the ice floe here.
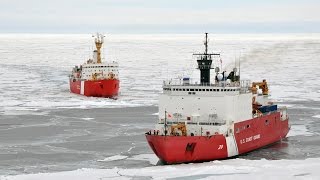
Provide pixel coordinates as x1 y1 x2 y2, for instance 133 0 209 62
96 155 128 162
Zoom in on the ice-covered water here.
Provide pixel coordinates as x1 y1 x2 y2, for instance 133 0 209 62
1 34 320 178
3 157 320 180
1 34 320 113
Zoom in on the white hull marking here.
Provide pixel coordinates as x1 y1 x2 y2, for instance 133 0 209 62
80 81 85 95
226 135 239 157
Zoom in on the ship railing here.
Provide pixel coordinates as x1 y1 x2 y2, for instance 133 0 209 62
158 121 226 126
163 78 241 88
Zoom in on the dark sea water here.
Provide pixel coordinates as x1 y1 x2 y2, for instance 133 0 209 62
0 107 158 175
0 102 319 175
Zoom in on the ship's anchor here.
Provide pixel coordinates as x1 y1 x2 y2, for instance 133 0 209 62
185 142 196 152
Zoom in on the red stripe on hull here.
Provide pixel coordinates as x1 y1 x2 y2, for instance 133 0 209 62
146 135 228 164
234 112 289 154
69 79 119 98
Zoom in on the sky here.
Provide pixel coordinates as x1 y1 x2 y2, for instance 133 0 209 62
0 0 319 33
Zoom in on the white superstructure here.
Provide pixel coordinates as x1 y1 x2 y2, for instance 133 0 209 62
70 33 119 81
159 80 252 123
153 33 254 137
80 62 119 80
155 79 253 136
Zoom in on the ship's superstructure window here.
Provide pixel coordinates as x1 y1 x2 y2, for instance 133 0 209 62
162 87 240 92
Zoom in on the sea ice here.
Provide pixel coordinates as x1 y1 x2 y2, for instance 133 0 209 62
287 125 313 137
96 155 128 162
3 158 320 180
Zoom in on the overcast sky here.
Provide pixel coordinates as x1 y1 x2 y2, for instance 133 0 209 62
1 0 319 33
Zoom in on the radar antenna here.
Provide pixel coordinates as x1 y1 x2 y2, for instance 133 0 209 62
193 33 220 84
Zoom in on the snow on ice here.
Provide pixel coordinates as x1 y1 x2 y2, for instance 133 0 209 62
2 157 320 180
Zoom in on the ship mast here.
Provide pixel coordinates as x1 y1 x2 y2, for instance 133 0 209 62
94 33 104 64
205 32 208 55
193 33 220 85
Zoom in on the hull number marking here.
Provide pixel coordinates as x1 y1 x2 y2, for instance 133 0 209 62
218 145 224 150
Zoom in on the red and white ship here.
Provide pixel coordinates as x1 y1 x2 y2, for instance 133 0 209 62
146 33 290 164
69 33 119 98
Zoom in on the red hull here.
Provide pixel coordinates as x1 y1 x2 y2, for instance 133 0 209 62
146 112 289 164
235 112 289 154
146 135 228 164
69 79 119 98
